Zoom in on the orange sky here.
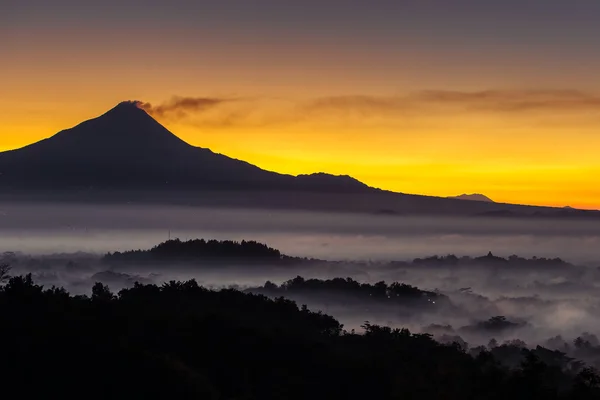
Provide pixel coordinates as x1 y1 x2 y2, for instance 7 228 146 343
3 1 600 209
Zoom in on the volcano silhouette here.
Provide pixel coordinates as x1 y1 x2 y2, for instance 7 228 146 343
1 101 597 217
0 101 369 192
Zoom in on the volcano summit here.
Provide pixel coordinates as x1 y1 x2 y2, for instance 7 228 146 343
0 101 596 218
0 101 368 193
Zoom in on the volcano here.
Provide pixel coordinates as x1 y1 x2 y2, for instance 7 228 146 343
0 101 596 218
0 101 369 192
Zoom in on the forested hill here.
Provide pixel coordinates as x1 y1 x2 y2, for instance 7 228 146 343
1 274 600 399
103 238 294 265
249 276 450 309
103 239 575 271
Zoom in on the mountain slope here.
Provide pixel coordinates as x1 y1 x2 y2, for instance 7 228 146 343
0 101 370 193
450 194 495 202
0 101 596 218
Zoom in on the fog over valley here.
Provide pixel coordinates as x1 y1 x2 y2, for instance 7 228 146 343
7 1 600 396
2 202 600 263
4 202 600 370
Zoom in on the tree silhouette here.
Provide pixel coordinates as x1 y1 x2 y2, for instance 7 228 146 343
0 274 599 399
0 263 10 283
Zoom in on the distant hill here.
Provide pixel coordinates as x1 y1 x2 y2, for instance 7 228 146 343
103 238 574 271
450 194 495 203
0 100 598 219
103 238 294 266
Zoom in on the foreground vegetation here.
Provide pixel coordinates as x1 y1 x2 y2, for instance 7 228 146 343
1 269 600 400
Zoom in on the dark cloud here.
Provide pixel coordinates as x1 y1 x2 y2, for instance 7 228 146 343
308 89 600 115
138 96 233 118
136 89 600 129
414 89 600 112
306 95 411 116
134 96 297 128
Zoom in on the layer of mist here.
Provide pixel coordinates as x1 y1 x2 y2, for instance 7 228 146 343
3 203 600 368
2 203 600 263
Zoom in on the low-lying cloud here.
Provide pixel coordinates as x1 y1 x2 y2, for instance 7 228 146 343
139 89 600 129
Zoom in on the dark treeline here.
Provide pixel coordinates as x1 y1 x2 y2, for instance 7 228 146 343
470 332 600 372
1 270 600 399
102 239 576 271
248 276 600 373
250 276 450 309
407 251 572 270
104 238 293 265
460 315 528 335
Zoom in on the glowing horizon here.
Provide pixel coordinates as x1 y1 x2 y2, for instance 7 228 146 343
3 0 600 209
2 96 599 210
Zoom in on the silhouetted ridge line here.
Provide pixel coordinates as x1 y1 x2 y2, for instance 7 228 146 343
104 238 575 270
103 238 295 265
451 193 495 202
249 276 449 309
0 101 373 193
3 101 600 217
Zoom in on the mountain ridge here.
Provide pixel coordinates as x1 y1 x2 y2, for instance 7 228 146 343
0 101 371 193
0 101 596 218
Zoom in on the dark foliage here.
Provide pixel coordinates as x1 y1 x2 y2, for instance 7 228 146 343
104 238 293 265
460 315 528 335
411 252 572 270
103 239 575 273
0 263 10 282
250 276 449 310
1 274 599 399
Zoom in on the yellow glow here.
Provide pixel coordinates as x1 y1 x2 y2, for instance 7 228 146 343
2 35 600 210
